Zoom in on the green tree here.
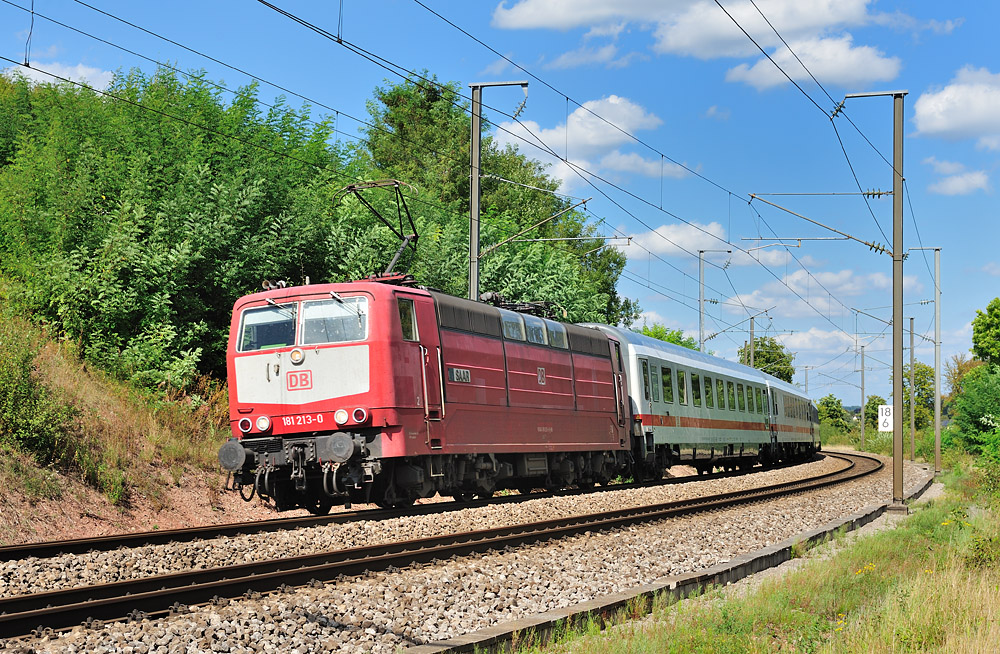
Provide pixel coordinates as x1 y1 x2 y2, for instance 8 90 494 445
864 394 887 431
818 394 850 433
738 336 795 382
638 323 698 350
972 297 1000 365
891 360 935 430
952 364 1000 455
362 73 639 325
944 353 984 416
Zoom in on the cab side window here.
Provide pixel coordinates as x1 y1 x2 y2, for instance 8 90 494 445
397 298 418 342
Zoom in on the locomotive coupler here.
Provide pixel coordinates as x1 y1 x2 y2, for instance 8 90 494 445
289 444 308 492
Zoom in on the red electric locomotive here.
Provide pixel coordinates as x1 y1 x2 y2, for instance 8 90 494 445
218 276 632 512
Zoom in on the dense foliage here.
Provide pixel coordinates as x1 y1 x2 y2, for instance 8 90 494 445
638 323 698 350
953 364 1000 458
0 69 636 388
738 336 795 383
817 393 850 433
972 297 1000 366
863 394 887 431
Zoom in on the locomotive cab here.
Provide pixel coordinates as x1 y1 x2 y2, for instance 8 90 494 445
220 282 409 512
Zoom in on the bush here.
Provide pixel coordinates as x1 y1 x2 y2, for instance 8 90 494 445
0 314 75 463
953 364 1000 454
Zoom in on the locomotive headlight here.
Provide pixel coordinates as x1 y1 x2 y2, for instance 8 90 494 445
334 409 349 425
352 407 368 423
255 415 272 432
238 418 252 433
289 348 305 365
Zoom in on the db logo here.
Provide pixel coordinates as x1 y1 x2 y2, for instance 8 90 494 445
287 370 313 391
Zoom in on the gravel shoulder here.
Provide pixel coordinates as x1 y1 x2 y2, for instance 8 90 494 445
0 456 845 598
5 454 926 654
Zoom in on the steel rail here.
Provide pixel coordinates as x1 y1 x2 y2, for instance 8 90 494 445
0 453 880 639
0 458 808 562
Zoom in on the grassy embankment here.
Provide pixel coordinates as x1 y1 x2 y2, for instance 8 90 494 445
515 454 1000 653
0 280 229 510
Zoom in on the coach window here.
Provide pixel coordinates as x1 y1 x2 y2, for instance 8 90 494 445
651 365 660 402
727 381 737 411
499 309 526 341
703 377 714 409
755 387 764 414
716 379 726 410
641 360 651 401
677 370 688 405
544 319 569 349
736 383 746 411
397 298 418 342
661 366 674 403
691 373 702 407
746 385 755 413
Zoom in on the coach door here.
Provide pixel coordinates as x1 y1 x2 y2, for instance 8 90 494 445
611 339 627 428
396 293 443 429
766 387 778 445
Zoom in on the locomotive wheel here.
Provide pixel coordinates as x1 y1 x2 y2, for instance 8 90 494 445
305 497 334 516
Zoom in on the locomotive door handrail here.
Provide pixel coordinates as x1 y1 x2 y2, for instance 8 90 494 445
419 345 431 420
436 347 446 419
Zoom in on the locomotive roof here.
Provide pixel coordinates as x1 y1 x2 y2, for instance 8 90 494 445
581 323 811 402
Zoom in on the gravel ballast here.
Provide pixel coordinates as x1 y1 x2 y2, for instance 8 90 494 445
4 454 924 654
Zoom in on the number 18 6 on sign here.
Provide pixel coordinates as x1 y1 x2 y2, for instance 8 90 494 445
877 404 893 432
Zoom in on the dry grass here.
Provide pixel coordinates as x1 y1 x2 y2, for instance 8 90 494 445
32 336 229 506
0 294 230 508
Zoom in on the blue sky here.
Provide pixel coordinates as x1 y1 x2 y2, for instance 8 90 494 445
2 0 998 405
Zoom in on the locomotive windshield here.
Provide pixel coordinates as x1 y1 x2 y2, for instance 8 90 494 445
301 297 368 344
239 304 297 352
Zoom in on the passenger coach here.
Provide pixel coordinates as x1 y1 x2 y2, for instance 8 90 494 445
586 326 819 476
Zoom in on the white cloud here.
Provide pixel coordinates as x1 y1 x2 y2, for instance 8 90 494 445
928 171 989 195
984 262 1000 277
921 156 989 195
922 156 965 175
723 269 923 319
624 221 727 257
584 22 627 40
492 0 667 30
731 248 821 268
779 327 856 352
652 0 870 59
479 56 515 77
600 151 689 178
498 95 661 159
3 61 113 89
705 105 731 120
495 95 662 190
725 35 900 90
913 66 1000 149
547 44 620 69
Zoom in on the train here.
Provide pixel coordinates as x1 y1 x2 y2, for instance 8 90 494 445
218 275 819 513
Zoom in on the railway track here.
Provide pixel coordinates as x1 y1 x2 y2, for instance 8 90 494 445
0 457 807 562
0 452 880 640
